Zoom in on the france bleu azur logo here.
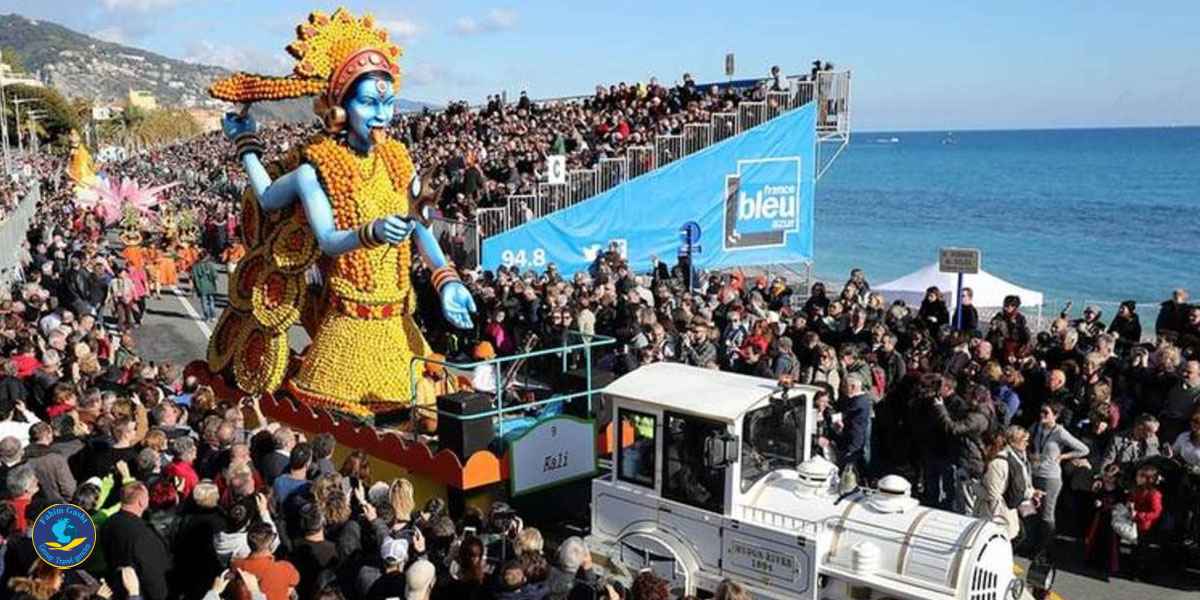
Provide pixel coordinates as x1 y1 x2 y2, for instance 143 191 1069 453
723 157 803 251
32 503 97 569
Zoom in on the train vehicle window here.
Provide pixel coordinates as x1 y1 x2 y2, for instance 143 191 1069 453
741 399 804 492
617 409 657 488
662 412 726 513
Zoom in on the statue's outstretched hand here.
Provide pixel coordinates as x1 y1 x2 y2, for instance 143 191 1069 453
441 281 476 329
372 215 415 245
222 111 258 142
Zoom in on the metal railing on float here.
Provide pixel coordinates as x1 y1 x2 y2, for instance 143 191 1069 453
472 71 851 247
407 331 616 444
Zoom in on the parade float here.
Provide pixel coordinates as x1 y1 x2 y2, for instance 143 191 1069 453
186 6 619 510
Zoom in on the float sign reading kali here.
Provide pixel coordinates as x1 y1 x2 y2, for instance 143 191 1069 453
509 416 597 496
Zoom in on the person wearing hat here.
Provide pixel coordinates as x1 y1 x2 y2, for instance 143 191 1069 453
403 559 436 600
414 353 458 433
366 536 417 600
767 276 793 311
471 341 499 396
989 295 1031 363
1107 300 1142 357
1070 305 1107 353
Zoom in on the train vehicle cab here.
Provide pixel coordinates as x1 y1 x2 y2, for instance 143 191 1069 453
591 362 1025 600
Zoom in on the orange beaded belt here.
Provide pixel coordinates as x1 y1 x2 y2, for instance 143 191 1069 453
332 296 408 320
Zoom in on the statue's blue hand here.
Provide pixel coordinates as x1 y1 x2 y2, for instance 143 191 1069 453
372 215 415 245
440 281 476 329
222 111 258 141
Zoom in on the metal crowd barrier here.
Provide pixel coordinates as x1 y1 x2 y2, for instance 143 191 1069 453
655 134 684 167
598 157 626 192
473 75 837 246
0 184 38 290
683 123 712 155
429 216 480 269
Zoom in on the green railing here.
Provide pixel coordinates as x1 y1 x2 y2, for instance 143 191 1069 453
407 331 616 423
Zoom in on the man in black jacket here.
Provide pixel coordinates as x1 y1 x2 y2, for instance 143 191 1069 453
257 426 295 486
834 375 873 481
931 374 991 516
102 482 171 600
1155 288 1190 336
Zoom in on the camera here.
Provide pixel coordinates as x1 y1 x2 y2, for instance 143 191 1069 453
490 505 519 535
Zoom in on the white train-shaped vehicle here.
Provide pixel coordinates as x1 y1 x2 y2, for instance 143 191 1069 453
590 363 1032 600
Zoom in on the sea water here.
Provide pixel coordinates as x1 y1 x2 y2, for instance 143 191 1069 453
815 127 1200 318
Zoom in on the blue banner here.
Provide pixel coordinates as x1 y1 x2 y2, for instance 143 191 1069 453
483 103 816 275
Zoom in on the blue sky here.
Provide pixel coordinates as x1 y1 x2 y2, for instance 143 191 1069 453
3 0 1198 130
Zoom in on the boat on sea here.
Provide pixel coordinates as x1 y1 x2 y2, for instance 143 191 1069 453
942 131 958 145
874 136 900 144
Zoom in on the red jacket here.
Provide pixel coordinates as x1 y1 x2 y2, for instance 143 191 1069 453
164 459 200 499
1131 487 1163 534
10 354 40 379
8 495 31 534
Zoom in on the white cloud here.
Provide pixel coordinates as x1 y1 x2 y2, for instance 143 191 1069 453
100 0 181 11
452 8 518 35
404 63 448 87
91 26 131 45
184 40 291 75
403 62 475 88
378 18 421 42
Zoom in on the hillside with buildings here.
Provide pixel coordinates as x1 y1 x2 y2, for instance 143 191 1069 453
0 13 432 125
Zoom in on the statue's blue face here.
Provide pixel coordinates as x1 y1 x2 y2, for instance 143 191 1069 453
344 75 396 149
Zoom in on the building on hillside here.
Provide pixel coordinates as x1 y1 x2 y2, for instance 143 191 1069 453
0 61 44 89
187 108 224 133
127 89 158 111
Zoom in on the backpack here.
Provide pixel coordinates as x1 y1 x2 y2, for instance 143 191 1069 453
1002 452 1027 510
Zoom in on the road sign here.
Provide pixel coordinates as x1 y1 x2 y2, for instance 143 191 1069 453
509 416 597 496
680 221 701 245
547 155 566 185
939 247 980 274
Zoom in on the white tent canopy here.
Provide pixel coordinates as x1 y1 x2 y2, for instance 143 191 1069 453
874 263 1044 311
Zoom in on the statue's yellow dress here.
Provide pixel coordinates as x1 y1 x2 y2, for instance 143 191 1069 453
289 141 431 413
67 143 97 189
207 135 430 417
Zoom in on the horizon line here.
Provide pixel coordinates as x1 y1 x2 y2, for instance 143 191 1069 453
857 123 1200 135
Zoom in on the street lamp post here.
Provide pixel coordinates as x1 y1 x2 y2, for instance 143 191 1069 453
0 83 9 175
11 98 40 155
26 110 49 154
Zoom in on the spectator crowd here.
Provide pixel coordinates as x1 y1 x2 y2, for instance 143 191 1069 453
0 62 1195 600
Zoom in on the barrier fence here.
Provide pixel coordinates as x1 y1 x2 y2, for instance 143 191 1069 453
0 185 38 289
474 76 828 245
429 217 480 269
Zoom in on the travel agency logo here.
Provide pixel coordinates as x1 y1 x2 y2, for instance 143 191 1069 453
32 503 97 569
723 157 803 251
